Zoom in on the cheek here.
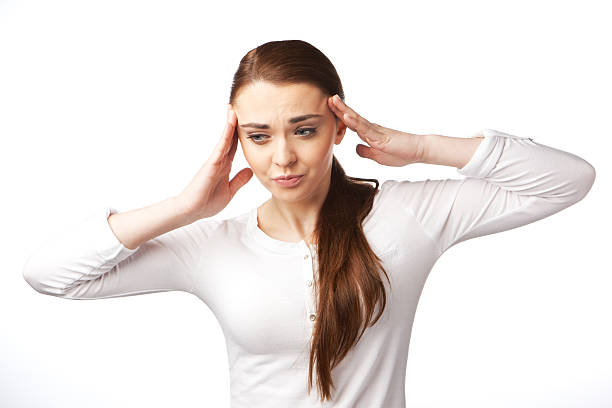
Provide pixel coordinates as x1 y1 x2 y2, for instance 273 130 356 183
240 145 259 170
239 138 258 162
244 153 273 179
244 153 266 172
307 134 335 164
312 145 333 165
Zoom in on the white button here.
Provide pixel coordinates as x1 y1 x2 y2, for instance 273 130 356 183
309 313 316 321
307 280 313 287
304 254 309 259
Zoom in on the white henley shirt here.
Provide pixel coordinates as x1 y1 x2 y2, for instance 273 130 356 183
22 128 596 408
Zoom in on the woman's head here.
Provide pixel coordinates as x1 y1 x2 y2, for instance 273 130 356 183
227 40 390 403
228 40 348 205
231 80 347 204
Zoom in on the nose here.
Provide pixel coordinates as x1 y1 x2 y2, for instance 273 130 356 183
272 138 297 168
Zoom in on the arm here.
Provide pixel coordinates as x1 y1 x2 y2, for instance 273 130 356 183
381 129 596 256
421 132 485 169
107 196 195 250
22 197 219 299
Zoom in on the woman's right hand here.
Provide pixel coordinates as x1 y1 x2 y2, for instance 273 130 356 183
176 105 253 221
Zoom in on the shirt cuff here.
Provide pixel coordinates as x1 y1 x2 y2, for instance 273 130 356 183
95 207 140 265
456 128 533 178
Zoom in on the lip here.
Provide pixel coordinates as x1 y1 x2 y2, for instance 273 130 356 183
273 175 304 187
273 174 303 180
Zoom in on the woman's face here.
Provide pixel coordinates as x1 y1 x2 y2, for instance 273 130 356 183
231 81 347 203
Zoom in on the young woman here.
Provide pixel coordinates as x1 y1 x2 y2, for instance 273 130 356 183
22 40 596 408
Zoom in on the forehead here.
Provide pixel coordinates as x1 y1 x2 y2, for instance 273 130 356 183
234 82 327 121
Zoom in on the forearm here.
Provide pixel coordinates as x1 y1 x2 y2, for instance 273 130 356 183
107 196 194 250
421 133 484 169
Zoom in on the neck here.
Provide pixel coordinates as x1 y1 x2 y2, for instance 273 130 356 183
262 171 331 244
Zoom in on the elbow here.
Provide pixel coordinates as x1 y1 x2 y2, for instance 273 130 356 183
22 256 67 297
22 256 48 295
565 159 596 204
22 261 43 295
575 160 596 201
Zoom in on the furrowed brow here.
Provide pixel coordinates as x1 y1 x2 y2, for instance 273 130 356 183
240 114 323 129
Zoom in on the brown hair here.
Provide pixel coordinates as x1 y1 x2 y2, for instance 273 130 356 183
228 40 391 403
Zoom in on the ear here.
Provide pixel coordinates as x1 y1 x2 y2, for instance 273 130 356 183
334 117 348 145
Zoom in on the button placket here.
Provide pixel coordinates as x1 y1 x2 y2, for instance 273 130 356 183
301 242 317 328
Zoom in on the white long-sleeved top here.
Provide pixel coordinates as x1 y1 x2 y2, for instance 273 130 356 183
22 129 596 408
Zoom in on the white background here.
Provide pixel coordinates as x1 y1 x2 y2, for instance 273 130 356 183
2 0 610 407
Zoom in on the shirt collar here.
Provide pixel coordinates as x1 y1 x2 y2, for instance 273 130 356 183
245 206 316 255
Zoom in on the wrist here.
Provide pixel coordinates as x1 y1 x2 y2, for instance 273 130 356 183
420 134 484 168
415 134 429 164
171 195 199 224
419 134 436 164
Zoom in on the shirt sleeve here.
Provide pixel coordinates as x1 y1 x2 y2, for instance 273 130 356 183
380 128 596 256
22 207 212 300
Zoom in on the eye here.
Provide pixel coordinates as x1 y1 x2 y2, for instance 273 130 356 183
296 127 317 137
247 127 318 144
247 134 268 143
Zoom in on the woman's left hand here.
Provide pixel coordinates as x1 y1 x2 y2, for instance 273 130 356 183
328 94 426 167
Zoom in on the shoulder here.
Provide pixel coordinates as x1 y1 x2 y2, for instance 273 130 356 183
191 209 250 240
363 179 413 225
375 179 414 203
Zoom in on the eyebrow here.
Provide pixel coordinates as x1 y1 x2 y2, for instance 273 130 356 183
239 114 323 129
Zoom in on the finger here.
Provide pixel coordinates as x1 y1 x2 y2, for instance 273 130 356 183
219 123 233 156
212 121 230 157
221 108 237 152
225 109 238 155
356 144 406 166
228 126 239 161
327 96 343 119
328 95 382 147
330 95 372 133
229 167 253 199
327 96 358 131
212 110 236 163
328 97 349 123
342 112 371 135
331 94 362 120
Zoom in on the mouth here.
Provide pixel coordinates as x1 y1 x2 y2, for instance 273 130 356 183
273 175 304 187
272 174 304 180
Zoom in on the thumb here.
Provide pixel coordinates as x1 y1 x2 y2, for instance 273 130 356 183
229 168 253 198
356 144 376 160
